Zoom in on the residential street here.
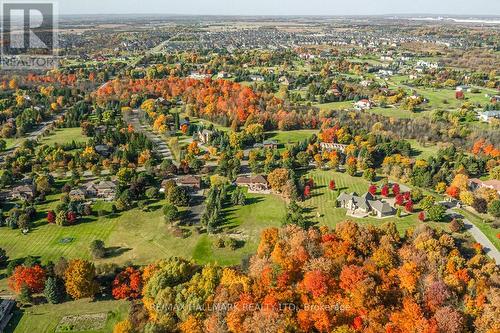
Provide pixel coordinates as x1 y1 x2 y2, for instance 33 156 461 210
448 208 500 264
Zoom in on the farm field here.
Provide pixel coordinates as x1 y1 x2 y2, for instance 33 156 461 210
5 299 129 333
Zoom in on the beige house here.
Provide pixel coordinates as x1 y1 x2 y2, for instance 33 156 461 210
236 175 269 193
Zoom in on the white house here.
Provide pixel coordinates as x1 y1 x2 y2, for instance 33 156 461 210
354 99 372 111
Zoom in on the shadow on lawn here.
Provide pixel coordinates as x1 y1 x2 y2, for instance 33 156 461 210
106 246 132 258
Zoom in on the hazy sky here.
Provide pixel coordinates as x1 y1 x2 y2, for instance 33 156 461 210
59 0 500 16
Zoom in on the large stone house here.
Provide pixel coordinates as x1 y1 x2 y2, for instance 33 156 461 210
236 175 269 193
337 192 395 218
10 185 35 201
79 180 118 201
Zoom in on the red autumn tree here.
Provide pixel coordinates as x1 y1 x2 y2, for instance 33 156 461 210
368 185 377 195
67 211 78 224
112 267 142 300
9 265 46 294
403 192 411 201
395 194 404 206
405 200 414 213
329 180 336 190
304 186 311 198
353 316 363 330
47 210 56 224
392 183 400 196
418 211 426 222
381 185 390 197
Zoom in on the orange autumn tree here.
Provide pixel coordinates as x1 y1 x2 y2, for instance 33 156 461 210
112 267 143 300
117 222 499 333
9 265 46 294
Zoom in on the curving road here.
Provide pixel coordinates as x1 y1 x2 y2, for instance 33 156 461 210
448 208 500 265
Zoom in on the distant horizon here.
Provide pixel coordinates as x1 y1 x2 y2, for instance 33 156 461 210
57 0 500 17
56 13 500 17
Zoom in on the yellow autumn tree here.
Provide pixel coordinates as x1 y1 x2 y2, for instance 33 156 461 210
64 259 99 299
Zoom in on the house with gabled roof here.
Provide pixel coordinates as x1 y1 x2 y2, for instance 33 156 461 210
236 175 269 193
337 192 395 218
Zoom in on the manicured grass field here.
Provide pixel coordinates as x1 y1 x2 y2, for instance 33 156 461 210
5 299 129 333
313 101 353 111
369 106 424 119
302 169 451 233
40 127 88 146
267 130 318 145
407 139 441 160
0 192 286 278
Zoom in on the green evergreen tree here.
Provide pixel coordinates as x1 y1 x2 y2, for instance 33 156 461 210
44 277 62 304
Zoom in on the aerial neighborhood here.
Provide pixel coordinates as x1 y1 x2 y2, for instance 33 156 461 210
0 5 499 333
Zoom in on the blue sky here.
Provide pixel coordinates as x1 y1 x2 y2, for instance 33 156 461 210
59 0 500 16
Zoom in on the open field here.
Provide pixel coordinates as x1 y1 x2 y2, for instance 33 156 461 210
266 129 318 145
5 299 129 333
407 139 442 160
313 101 352 111
40 127 88 146
368 106 425 119
0 192 286 281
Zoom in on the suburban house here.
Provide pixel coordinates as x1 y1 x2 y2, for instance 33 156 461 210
81 180 118 201
320 142 348 153
176 175 202 190
236 175 269 193
197 129 214 145
477 110 500 123
249 74 264 82
263 140 279 149
10 185 35 201
217 71 231 79
96 181 118 200
0 299 15 333
69 188 86 201
189 71 211 80
354 99 372 111
468 178 500 195
337 192 395 218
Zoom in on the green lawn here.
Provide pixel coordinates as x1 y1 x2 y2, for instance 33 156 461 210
313 101 353 112
303 169 451 233
266 130 318 145
407 139 441 160
40 128 87 146
0 192 286 276
457 208 500 251
5 299 129 333
4 138 22 150
369 106 425 119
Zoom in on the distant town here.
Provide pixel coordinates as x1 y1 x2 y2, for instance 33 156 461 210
0 11 499 333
